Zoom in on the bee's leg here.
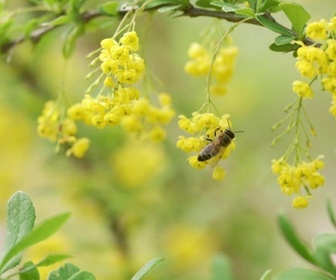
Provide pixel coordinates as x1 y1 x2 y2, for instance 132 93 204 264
205 137 213 142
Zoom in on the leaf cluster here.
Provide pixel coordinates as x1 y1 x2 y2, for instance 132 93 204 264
273 200 336 280
0 191 94 280
0 191 168 280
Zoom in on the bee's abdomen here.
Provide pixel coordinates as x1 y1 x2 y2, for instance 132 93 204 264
198 153 212 161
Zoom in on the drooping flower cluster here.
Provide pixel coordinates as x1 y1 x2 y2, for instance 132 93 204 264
177 113 236 180
71 31 175 142
37 100 90 158
271 156 325 208
37 31 174 157
293 17 336 116
184 42 238 96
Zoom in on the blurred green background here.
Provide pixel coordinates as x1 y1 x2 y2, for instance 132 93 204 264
0 0 336 279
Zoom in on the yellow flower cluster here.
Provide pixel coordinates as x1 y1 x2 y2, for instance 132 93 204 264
271 156 325 208
37 100 90 158
99 31 144 85
184 42 238 95
293 17 336 116
176 112 235 180
73 31 174 141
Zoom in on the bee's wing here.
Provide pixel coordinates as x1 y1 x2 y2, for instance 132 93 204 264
209 146 227 168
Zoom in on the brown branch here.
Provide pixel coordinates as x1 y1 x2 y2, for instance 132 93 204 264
0 3 315 54
0 10 101 54
180 4 261 26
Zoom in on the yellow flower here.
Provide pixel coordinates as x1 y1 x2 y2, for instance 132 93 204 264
326 39 336 61
212 165 226 180
163 225 216 271
306 19 328 40
330 95 336 116
100 38 117 50
188 155 207 169
322 77 336 94
119 31 139 51
292 80 314 98
272 156 325 208
292 196 309 209
111 140 166 188
66 138 90 158
328 17 336 32
295 60 316 78
148 126 166 142
271 158 286 174
187 42 208 59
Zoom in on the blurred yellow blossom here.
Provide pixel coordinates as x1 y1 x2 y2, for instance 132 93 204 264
110 139 166 188
185 42 238 96
164 225 216 271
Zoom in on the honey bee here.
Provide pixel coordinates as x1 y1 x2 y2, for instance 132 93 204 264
198 128 235 162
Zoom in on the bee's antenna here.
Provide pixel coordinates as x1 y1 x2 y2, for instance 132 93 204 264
227 118 243 133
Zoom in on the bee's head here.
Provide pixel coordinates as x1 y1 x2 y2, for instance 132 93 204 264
224 129 235 139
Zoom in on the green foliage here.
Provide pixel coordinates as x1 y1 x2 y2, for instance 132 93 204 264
0 191 168 280
211 254 233 280
130 257 164 280
276 204 336 279
0 191 89 280
48 263 95 280
275 268 333 280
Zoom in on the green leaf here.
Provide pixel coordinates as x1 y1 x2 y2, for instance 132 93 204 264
4 192 35 250
259 0 280 13
68 271 96 280
48 263 79 280
131 257 164 280
0 212 70 272
0 191 35 274
46 15 71 27
145 0 179 9
157 4 182 13
314 233 336 253
277 213 316 265
48 263 95 280
38 254 72 267
260 269 272 280
196 0 219 8
235 8 255 17
247 0 258 11
13 255 71 276
99 2 119 16
19 261 40 280
255 14 293 37
279 2 311 38
211 254 233 280
269 42 298 53
62 24 84 59
313 248 336 275
313 234 336 273
70 0 86 12
24 19 39 40
275 268 333 280
211 1 239 12
327 199 336 229
274 35 295 46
